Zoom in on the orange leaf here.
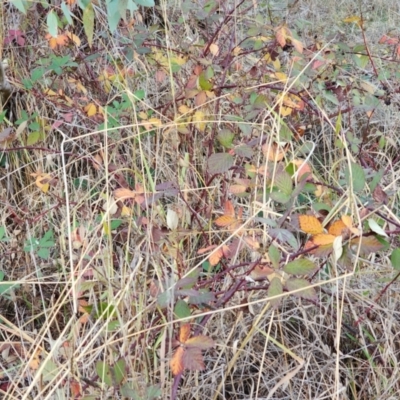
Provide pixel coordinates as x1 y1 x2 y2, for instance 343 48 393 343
209 248 223 266
341 215 353 228
328 220 347 236
170 346 185 375
296 215 324 235
214 215 237 227
114 188 136 200
70 379 82 397
179 323 191 343
312 233 336 246
197 244 217 255
305 234 335 256
275 25 288 47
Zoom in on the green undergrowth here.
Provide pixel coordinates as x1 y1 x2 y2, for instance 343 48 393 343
1 0 400 399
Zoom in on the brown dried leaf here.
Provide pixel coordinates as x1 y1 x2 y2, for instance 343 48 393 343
350 236 384 255
182 347 205 371
185 335 214 350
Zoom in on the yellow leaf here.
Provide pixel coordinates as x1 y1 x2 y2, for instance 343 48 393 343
272 58 281 71
121 206 132 216
275 72 287 82
209 43 219 56
178 105 192 114
31 172 52 193
343 16 362 26
193 110 206 132
291 37 303 53
44 89 58 96
278 106 292 116
85 103 97 116
148 117 162 126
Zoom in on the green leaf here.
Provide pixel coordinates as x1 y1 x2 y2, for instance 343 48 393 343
285 278 316 300
217 129 234 149
147 385 162 399
283 259 316 275
188 289 216 305
11 0 28 14
121 384 140 399
0 226 9 242
275 170 293 195
270 191 291 204
368 218 388 237
234 145 253 158
113 359 126 385
134 0 155 6
61 2 74 25
83 3 95 47
106 0 121 33
27 131 41 146
96 302 117 320
390 248 400 271
37 248 50 259
344 162 365 193
39 230 54 247
42 359 59 382
47 10 59 37
369 169 384 192
0 271 20 297
267 277 283 308
207 153 234 174
268 245 280 269
198 72 213 91
174 300 191 319
96 361 113 387
335 112 342 135
278 124 292 141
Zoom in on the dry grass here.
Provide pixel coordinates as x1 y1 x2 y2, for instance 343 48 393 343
1 0 400 399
